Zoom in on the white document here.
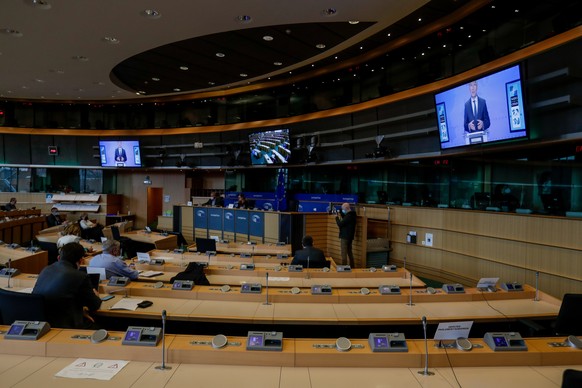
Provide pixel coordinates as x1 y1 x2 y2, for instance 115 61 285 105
109 298 143 311
140 270 163 278
55 358 129 380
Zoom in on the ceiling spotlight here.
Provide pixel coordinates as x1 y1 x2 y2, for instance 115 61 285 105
208 81 215 85
2 29 23 37
50 69 65 74
348 20 359 25
179 66 189 71
316 43 326 49
27 0 51 10
103 36 120 44
215 52 225 58
322 8 337 17
173 88 181 92
262 35 273 41
237 15 252 23
239 73 248 77
273 61 282 66
151 77 160 81
142 9 161 19
72 55 89 61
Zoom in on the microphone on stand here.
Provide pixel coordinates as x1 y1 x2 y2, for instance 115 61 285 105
406 272 414 306
418 316 434 376
155 310 171 370
264 272 271 305
534 271 540 302
6 259 13 289
306 255 311 279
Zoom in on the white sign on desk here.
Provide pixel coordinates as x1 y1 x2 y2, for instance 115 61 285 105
434 321 473 340
55 358 129 380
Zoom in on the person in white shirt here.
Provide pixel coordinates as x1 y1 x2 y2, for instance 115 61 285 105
88 239 139 280
79 213 104 240
57 223 82 248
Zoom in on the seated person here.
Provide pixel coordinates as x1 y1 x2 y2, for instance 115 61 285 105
32 242 102 329
203 191 224 207
291 235 328 268
79 213 104 240
88 239 139 280
47 206 66 227
235 193 251 209
4 197 17 211
57 223 82 248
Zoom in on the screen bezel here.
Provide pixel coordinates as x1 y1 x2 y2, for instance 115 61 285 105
434 64 528 151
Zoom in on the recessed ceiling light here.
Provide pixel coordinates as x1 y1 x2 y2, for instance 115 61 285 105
179 66 189 71
418 18 422 22
387 33 391 37
173 88 181 92
72 55 89 61
322 8 337 17
236 15 252 23
273 61 282 66
50 69 65 74
103 36 120 44
348 20 359 25
2 29 23 38
142 9 161 19
34 79 44 83
263 35 273 41
27 0 51 10
216 52 225 58
316 43 326 49
240 73 248 77
208 81 215 85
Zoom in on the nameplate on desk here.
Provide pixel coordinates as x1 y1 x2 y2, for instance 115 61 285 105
501 282 523 291
4 321 50 341
276 254 288 259
379 285 401 295
288 265 303 272
368 333 408 352
382 264 397 272
172 280 194 290
311 284 332 295
240 263 255 270
107 276 130 287
484 332 527 351
122 326 162 347
240 283 262 294
240 253 252 259
0 267 20 277
442 283 465 294
246 331 283 351
336 265 351 272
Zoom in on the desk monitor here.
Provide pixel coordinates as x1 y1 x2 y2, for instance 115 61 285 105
86 267 106 282
196 237 216 253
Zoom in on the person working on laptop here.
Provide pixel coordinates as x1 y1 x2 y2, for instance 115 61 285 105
88 239 139 280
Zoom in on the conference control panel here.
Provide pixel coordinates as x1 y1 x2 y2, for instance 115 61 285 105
4 321 50 341
240 283 262 294
379 285 401 295
107 276 131 287
0 268 20 277
246 331 283 351
240 263 255 270
442 283 465 294
311 284 332 295
501 282 523 291
484 332 528 351
122 326 162 346
336 265 351 272
368 333 408 352
287 265 303 272
172 280 194 290
382 265 397 272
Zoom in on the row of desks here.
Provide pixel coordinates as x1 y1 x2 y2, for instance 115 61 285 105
0 326 580 368
0 244 48 274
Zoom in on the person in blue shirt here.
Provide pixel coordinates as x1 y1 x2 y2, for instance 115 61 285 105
88 239 139 280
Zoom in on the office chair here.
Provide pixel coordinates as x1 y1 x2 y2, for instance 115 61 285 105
36 240 59 264
110 225 121 241
0 288 47 325
554 293 582 336
168 231 188 247
562 369 582 388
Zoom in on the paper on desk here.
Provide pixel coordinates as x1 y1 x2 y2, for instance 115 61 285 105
110 298 143 311
6 287 34 293
140 270 163 278
55 358 129 380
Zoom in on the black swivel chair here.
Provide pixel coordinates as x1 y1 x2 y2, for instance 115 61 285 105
554 293 582 336
0 288 47 325
562 369 582 388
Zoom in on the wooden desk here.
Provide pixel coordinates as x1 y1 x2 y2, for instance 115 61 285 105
36 233 104 255
0 214 46 245
122 231 177 250
105 213 136 226
0 244 48 274
213 241 292 256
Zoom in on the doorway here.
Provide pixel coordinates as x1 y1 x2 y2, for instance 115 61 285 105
147 187 163 228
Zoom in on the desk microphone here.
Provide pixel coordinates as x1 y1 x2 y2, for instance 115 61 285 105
403 256 407 273
418 316 434 376
534 271 540 302
6 258 13 289
155 310 171 370
264 272 271 305
306 255 311 279
406 272 414 306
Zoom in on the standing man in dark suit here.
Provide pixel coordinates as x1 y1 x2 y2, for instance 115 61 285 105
114 141 127 162
335 202 357 267
32 242 102 329
291 235 328 268
464 80 490 133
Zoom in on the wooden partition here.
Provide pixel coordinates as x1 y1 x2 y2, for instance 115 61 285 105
389 206 582 298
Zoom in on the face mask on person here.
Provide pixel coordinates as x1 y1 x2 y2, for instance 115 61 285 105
342 209 347 214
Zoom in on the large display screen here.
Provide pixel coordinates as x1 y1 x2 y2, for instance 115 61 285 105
99 140 142 167
435 65 527 150
249 129 291 165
